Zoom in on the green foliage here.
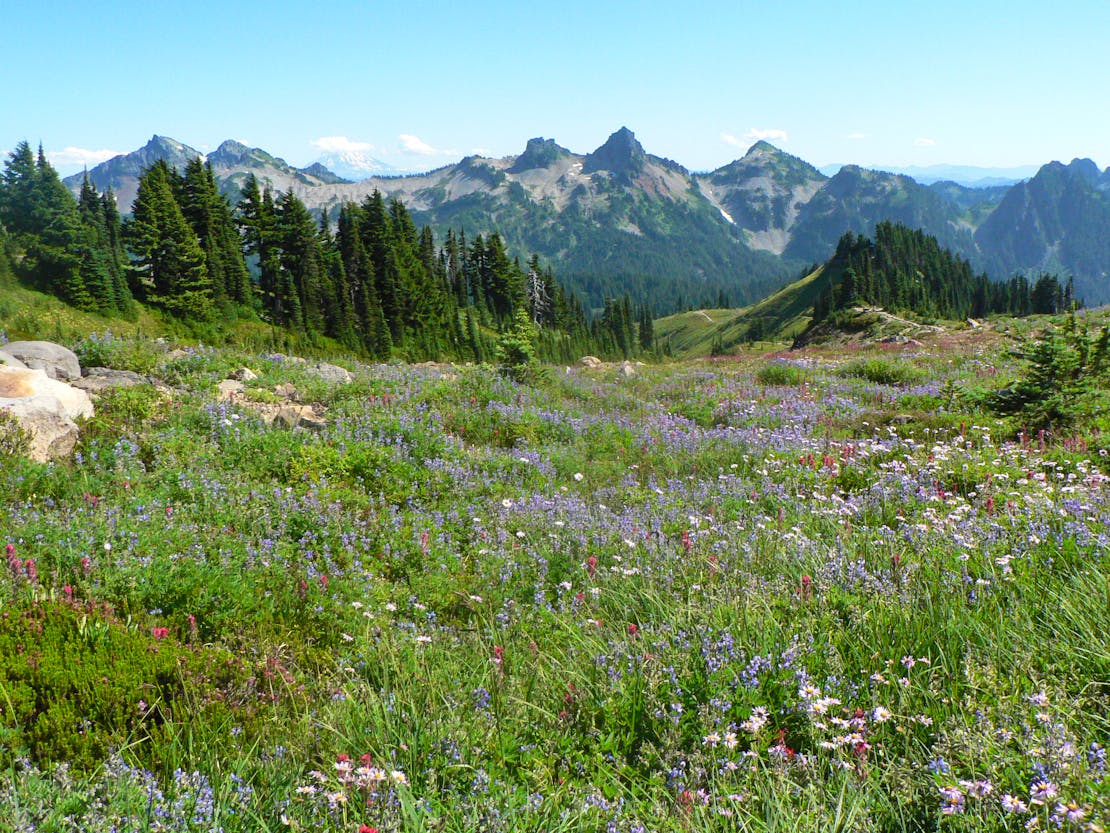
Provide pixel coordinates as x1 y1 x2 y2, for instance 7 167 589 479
0 600 264 773
125 160 214 319
72 332 160 374
987 320 1110 431
78 385 167 447
2 148 613 366
807 222 1064 332
497 306 540 383
0 409 32 459
836 356 925 385
0 143 129 314
755 361 810 386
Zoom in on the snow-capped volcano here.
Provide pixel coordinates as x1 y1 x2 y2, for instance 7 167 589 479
311 150 399 181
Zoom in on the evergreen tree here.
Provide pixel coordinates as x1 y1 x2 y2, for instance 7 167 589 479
274 190 327 333
638 303 654 352
238 174 280 317
180 159 252 306
126 160 213 319
360 191 404 344
336 204 391 359
317 208 357 346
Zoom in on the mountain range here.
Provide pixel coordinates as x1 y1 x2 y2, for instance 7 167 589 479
64 129 1110 308
818 162 1039 187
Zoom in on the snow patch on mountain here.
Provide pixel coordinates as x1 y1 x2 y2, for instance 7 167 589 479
312 151 399 181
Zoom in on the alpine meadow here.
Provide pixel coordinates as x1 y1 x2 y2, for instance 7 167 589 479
3 2 1110 828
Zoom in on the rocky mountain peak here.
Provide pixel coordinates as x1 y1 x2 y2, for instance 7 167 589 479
1066 157 1102 185
743 140 780 157
582 127 646 176
136 135 201 166
207 139 254 166
508 137 572 173
300 162 350 184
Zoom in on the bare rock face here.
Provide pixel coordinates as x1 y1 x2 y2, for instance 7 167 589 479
0 366 94 461
1 341 82 381
0 350 28 369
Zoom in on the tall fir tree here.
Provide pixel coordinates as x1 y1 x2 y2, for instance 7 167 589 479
125 160 213 319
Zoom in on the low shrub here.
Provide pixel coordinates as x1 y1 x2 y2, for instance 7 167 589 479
756 361 810 386
0 599 276 773
837 356 925 385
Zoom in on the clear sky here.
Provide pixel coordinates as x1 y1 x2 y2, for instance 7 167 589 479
3 0 1107 177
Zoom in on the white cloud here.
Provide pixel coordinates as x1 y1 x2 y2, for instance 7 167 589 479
47 146 122 168
311 135 376 153
846 132 867 140
913 137 937 147
722 128 789 149
398 133 455 156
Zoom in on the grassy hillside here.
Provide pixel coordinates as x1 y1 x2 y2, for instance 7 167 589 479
655 265 830 357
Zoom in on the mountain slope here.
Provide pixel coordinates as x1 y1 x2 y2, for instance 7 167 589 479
696 141 827 255
975 159 1110 303
654 265 828 356
62 137 344 210
64 131 1110 309
62 135 203 210
782 165 975 264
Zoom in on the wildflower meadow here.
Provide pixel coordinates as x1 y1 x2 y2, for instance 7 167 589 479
1 321 1108 832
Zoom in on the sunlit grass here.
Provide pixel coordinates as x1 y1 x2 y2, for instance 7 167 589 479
1 319 1108 830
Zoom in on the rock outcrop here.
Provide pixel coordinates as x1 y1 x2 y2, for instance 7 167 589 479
0 366 94 461
0 350 28 369
1 341 82 381
72 367 149 395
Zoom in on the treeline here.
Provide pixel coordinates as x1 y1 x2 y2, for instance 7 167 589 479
811 221 1077 325
0 143 649 363
0 143 131 314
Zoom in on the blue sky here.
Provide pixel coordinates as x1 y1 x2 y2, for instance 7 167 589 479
3 0 1108 176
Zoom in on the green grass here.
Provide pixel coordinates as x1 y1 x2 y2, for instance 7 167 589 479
1 308 1108 831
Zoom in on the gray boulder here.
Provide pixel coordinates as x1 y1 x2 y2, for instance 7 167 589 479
1 341 82 381
307 361 352 384
71 367 148 395
271 404 327 432
216 379 245 401
0 350 28 369
0 366 94 461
